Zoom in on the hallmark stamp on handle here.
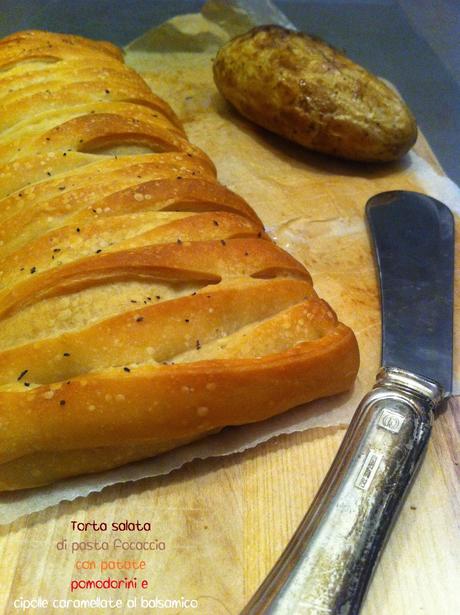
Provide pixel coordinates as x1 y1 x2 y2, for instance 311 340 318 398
378 408 405 434
355 451 383 491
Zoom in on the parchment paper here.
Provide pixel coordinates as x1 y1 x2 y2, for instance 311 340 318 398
0 0 458 525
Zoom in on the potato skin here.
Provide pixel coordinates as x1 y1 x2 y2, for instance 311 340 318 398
213 25 417 162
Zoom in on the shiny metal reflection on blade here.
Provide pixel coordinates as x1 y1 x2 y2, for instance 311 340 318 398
366 190 454 394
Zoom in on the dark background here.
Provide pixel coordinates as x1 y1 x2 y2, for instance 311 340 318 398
0 0 459 184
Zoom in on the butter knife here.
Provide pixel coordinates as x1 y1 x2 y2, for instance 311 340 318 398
241 190 455 614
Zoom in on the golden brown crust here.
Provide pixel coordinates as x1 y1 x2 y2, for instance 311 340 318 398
0 30 359 490
213 25 417 162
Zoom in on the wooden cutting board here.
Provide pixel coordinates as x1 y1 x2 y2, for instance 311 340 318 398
0 137 458 615
0 34 459 615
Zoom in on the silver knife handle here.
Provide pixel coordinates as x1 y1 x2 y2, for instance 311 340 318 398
242 367 444 615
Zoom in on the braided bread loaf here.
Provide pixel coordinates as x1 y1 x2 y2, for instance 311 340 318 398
0 30 359 490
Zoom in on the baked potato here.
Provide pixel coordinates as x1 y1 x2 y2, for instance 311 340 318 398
213 25 417 162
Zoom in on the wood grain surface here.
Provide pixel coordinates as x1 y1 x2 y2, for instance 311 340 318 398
0 18 458 610
0 135 458 615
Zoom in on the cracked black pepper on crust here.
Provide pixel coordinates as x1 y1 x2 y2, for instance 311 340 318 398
0 29 359 491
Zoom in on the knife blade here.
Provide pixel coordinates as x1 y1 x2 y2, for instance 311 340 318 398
368 191 453 391
241 191 455 615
